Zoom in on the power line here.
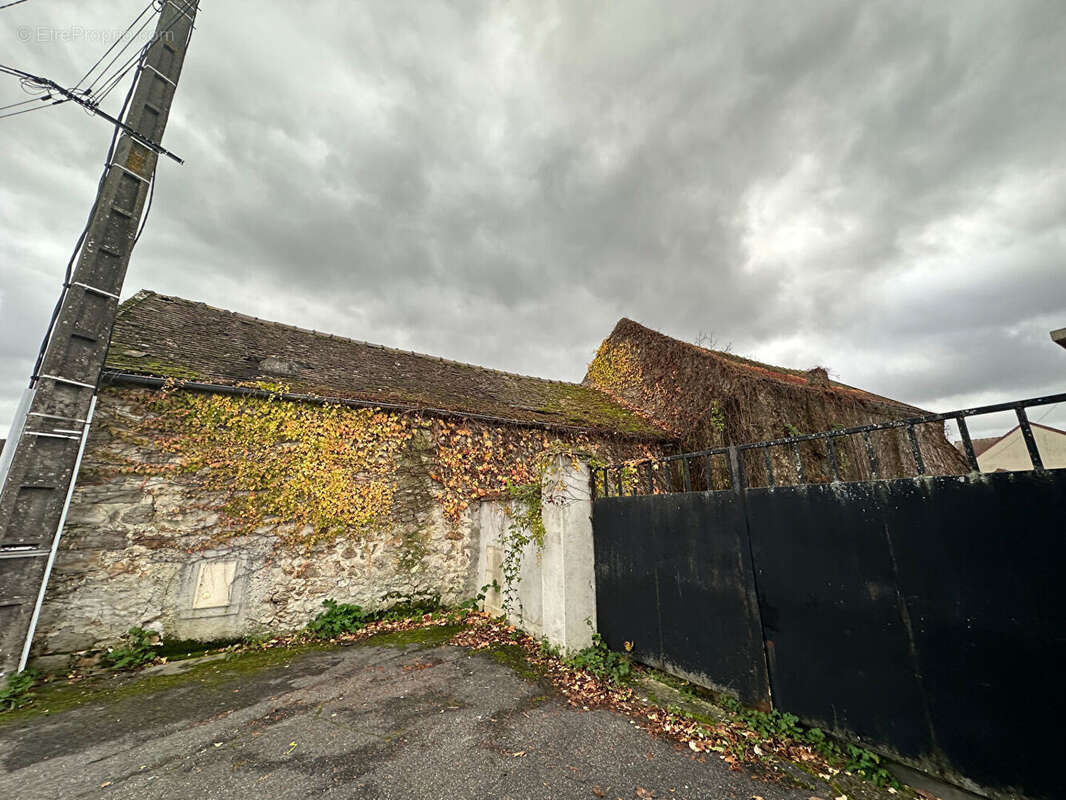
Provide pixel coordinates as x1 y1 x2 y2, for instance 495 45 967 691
1035 402 1061 424
1 1 199 386
0 63 184 162
0 0 31 11
0 97 66 120
22 1 200 386
0 95 44 112
0 2 169 127
77 2 160 95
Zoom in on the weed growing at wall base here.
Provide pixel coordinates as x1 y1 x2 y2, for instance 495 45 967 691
99 627 161 670
306 600 369 639
305 598 447 640
556 632 632 684
714 690 899 787
0 669 39 712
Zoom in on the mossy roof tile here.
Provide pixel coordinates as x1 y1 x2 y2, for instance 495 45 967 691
105 291 671 439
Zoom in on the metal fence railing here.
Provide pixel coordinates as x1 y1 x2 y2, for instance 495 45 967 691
592 391 1066 499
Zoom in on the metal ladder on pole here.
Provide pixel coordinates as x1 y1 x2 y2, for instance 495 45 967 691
0 1 201 674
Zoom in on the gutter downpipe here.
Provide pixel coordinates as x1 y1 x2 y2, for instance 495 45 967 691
17 394 97 673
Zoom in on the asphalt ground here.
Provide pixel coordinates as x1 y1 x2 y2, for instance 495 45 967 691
1 637 824 800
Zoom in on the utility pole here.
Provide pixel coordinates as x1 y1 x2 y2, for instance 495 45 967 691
0 0 200 673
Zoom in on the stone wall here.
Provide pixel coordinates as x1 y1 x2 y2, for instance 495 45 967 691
31 390 659 663
31 392 480 661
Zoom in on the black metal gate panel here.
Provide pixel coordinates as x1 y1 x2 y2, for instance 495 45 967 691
744 483 933 758
881 471 1066 794
593 491 770 708
592 469 1066 799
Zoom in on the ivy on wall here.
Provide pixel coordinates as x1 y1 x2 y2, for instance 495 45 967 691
499 481 545 612
120 386 418 548
585 339 643 400
110 386 664 550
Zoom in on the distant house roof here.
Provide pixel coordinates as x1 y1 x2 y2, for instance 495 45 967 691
103 291 671 439
955 437 1001 458
973 422 1066 471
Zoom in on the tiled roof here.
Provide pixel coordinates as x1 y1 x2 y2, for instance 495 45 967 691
104 291 670 439
955 437 1001 458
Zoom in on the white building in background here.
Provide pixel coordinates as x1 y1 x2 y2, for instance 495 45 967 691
975 423 1066 472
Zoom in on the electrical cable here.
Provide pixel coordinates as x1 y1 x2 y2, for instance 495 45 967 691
0 96 40 112
86 1 198 108
134 175 156 245
81 11 161 103
29 56 147 385
1035 402 1061 425
0 0 30 10
3 0 201 384
73 1 156 92
0 97 66 119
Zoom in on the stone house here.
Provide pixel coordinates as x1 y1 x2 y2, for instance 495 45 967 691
30 293 959 662
32 292 671 661
584 318 965 485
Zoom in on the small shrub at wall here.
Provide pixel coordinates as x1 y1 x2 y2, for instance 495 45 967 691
0 669 40 712
99 627 161 670
306 599 369 639
559 633 632 685
305 598 446 639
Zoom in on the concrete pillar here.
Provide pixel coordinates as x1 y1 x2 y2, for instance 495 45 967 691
475 453 597 654
539 454 596 654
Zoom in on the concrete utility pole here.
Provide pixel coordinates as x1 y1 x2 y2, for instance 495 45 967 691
0 1 200 674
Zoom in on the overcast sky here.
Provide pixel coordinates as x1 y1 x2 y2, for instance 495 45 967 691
1 0 1064 440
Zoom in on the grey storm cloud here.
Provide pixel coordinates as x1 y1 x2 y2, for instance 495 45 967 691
1 0 1064 440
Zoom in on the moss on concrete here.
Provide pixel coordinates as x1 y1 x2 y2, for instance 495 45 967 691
357 624 465 649
0 644 331 727
482 643 545 682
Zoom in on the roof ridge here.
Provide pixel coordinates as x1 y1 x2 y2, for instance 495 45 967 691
142 290 584 388
1032 421 1066 435
612 317 923 412
116 289 156 319
615 318 811 377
